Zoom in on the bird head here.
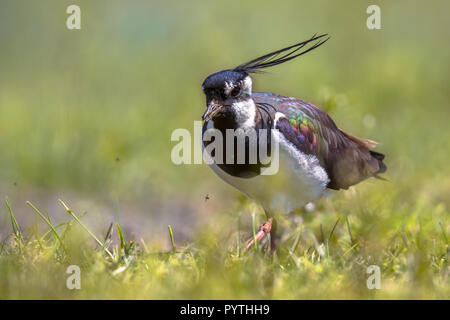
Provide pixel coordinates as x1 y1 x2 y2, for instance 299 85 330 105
201 34 330 124
201 70 253 122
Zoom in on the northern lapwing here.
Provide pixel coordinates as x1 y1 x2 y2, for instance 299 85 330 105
201 34 387 251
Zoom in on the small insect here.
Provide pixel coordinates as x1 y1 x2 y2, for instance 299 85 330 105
205 194 210 202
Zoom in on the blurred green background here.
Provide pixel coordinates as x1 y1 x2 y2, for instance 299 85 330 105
0 0 449 298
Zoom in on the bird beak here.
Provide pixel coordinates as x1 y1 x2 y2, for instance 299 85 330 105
202 103 223 122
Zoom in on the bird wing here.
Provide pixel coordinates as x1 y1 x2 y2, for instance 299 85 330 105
253 92 386 190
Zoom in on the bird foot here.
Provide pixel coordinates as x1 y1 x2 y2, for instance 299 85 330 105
242 218 273 254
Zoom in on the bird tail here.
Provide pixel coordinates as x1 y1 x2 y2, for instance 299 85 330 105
340 130 387 175
370 150 387 174
339 130 378 149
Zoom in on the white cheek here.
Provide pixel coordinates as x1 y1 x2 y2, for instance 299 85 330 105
223 81 234 95
241 76 252 93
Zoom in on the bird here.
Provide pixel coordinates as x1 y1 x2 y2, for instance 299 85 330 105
200 34 387 252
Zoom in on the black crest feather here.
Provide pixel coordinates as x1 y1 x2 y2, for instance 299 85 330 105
234 34 329 73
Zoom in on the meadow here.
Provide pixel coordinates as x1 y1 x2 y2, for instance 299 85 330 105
0 1 449 299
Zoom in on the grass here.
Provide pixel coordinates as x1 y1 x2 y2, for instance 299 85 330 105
0 184 448 299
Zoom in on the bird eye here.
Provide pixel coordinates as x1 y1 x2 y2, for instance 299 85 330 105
231 87 240 97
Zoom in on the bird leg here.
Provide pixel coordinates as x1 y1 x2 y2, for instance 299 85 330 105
243 218 273 254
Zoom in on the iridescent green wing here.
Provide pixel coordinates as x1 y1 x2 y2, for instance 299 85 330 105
253 92 386 190
254 92 349 159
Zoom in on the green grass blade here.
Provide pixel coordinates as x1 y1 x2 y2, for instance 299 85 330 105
168 225 176 253
59 199 113 259
320 224 325 244
291 225 302 253
5 197 23 243
0 239 10 255
328 218 340 243
104 222 114 243
116 222 126 251
27 201 66 252
346 216 354 244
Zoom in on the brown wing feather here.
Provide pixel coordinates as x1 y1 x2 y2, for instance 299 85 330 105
253 92 387 189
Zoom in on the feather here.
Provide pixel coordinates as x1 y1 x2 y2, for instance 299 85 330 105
252 92 387 190
234 34 330 73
